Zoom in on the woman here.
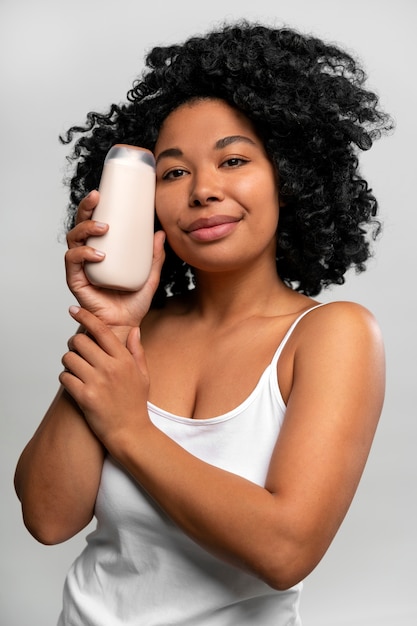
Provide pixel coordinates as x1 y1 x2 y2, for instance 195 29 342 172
15 21 392 625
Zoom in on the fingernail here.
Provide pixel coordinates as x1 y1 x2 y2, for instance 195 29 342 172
94 249 106 257
69 305 80 315
95 221 107 230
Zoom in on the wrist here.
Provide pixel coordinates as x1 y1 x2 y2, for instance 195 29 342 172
105 417 156 464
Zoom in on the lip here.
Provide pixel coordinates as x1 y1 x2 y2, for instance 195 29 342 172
184 215 242 242
185 215 241 232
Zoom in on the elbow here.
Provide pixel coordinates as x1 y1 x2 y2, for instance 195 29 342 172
21 512 69 545
253 540 324 591
23 517 86 546
26 527 62 546
259 566 305 592
15 480 94 545
19 505 92 546
262 570 305 592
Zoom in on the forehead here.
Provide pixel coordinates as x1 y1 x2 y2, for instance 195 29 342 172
155 99 259 149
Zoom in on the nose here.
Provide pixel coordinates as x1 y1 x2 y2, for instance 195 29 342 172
189 168 225 207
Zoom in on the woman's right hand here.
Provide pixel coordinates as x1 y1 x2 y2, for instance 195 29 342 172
65 190 166 329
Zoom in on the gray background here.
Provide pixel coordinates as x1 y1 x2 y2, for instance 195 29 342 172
1 0 416 624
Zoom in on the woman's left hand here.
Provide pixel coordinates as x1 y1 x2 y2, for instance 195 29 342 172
59 306 150 450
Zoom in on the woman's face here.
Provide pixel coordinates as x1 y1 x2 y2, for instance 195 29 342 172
154 98 281 274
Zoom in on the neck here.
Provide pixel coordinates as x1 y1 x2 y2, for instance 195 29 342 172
190 257 292 326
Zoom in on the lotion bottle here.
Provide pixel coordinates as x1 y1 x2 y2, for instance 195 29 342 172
85 144 156 291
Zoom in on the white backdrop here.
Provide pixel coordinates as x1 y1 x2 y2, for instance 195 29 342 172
1 1 416 624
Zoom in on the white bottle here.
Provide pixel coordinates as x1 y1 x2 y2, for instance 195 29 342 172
85 144 156 291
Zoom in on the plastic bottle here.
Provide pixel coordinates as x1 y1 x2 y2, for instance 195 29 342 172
85 144 155 291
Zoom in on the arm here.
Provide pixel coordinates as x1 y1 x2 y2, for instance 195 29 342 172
14 386 105 545
59 301 384 589
14 192 166 545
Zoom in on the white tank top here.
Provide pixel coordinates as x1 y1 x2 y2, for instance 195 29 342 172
58 305 325 626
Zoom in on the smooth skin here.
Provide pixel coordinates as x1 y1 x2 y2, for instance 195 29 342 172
14 99 385 590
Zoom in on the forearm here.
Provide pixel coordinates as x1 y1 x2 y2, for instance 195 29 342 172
57 310 294 582
15 387 105 545
110 422 300 589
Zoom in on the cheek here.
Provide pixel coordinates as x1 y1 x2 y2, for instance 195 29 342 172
248 176 280 222
240 166 279 204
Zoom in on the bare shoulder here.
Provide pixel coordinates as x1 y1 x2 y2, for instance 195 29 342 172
290 300 385 399
306 299 380 323
295 300 384 350
277 300 384 406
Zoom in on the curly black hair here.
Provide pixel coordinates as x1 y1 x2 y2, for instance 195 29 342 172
60 21 393 301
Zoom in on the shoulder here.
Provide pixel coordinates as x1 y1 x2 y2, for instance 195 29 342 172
296 300 383 346
298 300 382 335
291 300 385 380
276 300 384 406
277 300 385 431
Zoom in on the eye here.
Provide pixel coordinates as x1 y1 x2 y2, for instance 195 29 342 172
221 157 249 168
162 168 188 180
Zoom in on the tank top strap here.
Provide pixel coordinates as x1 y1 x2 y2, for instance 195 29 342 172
270 302 329 368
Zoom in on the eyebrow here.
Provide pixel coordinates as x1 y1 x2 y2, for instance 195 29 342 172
155 148 183 165
215 135 257 149
155 135 257 165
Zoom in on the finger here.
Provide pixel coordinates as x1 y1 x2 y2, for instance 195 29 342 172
59 368 85 400
67 332 103 367
61 348 92 383
68 306 124 357
65 246 105 292
66 218 108 250
65 245 105 279
75 190 100 225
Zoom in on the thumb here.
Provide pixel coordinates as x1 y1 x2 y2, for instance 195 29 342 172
127 326 148 377
146 230 166 292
